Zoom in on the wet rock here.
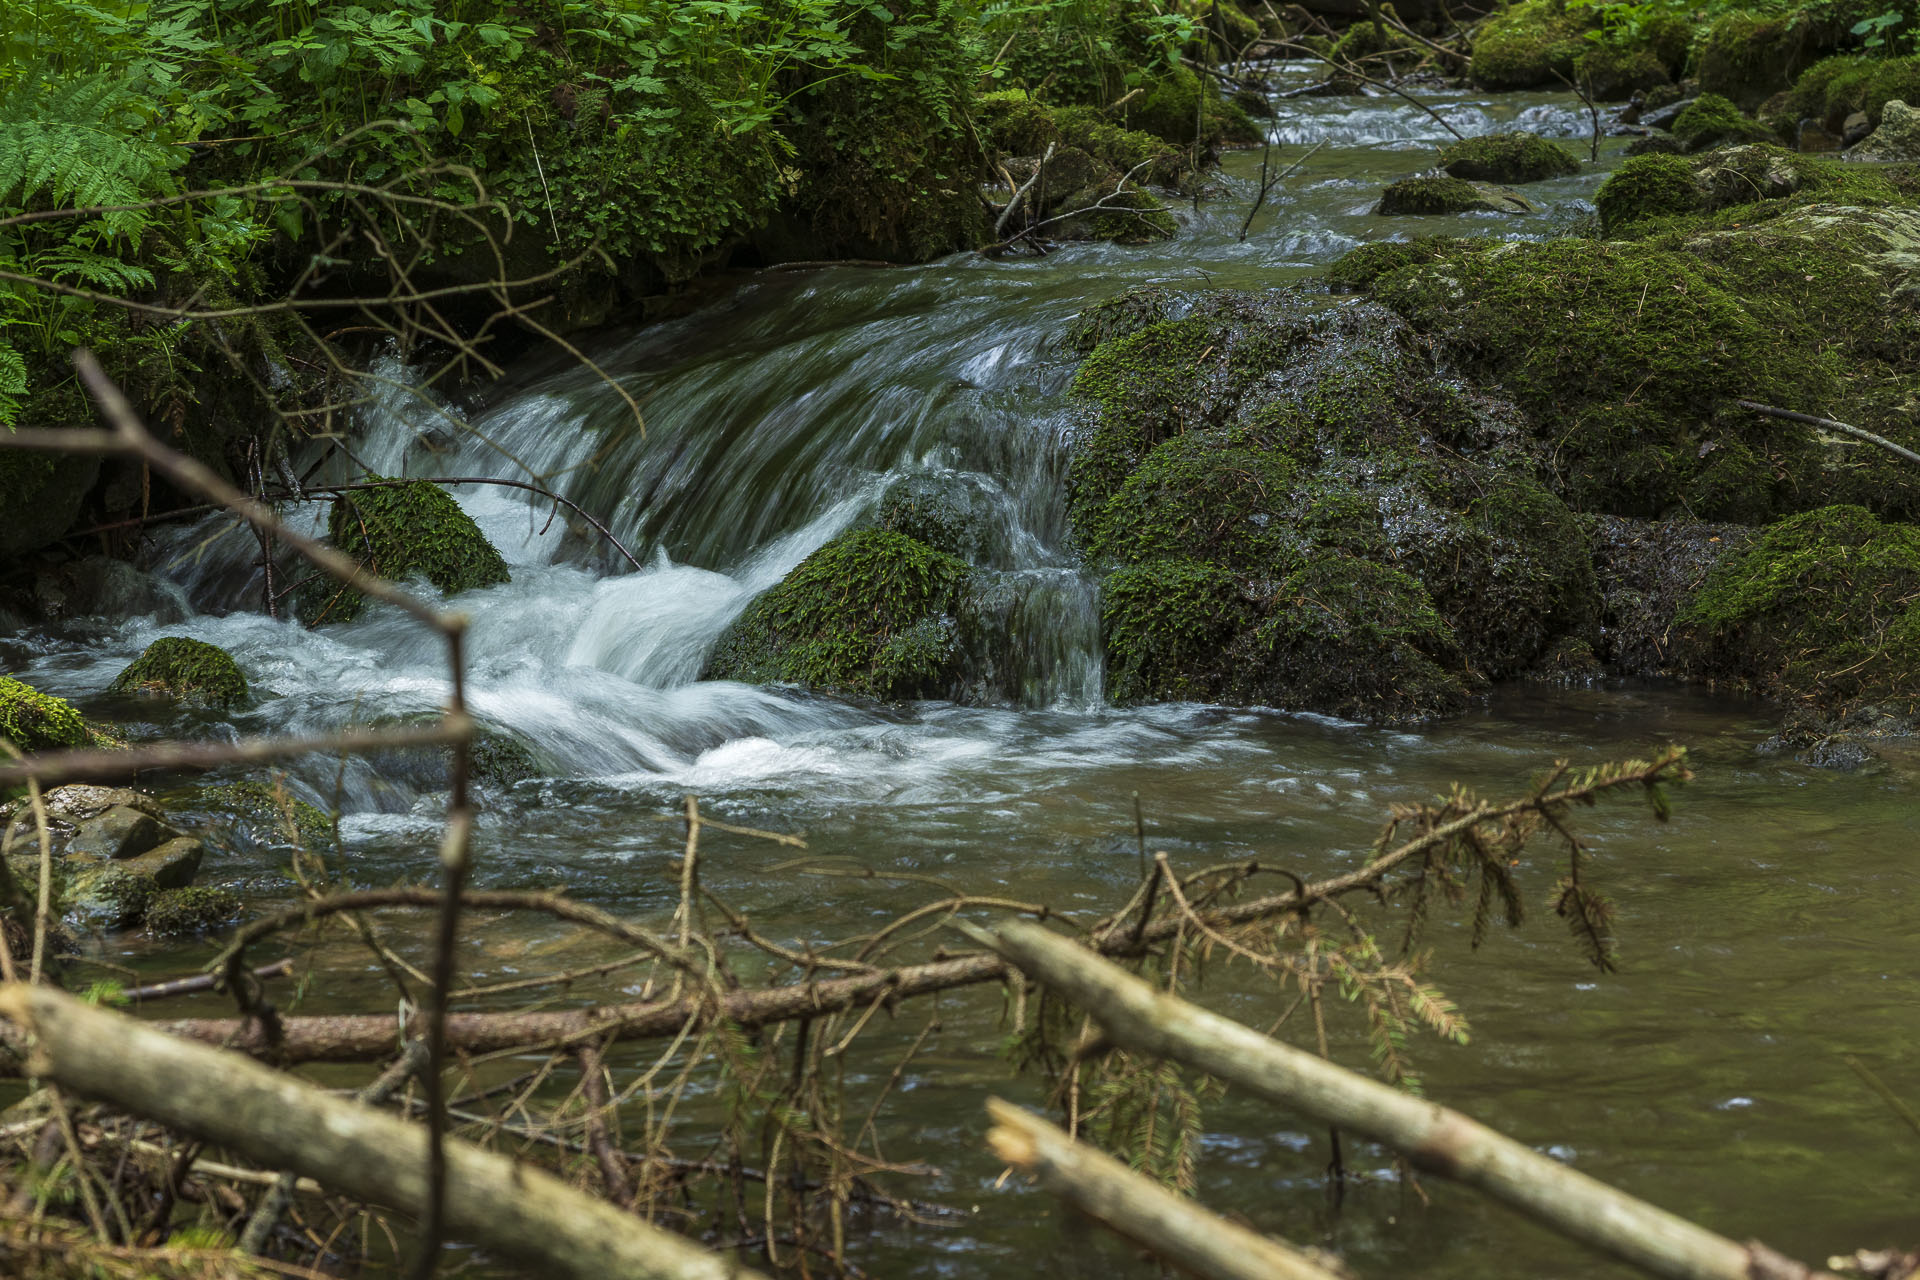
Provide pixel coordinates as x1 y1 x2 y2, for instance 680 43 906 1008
41 785 163 823
115 836 203 890
878 474 996 562
194 780 334 849
110 636 248 708
1760 703 1918 769
1642 96 1697 131
1846 99 1920 161
66 865 158 930
0 676 89 753
297 479 510 626
1624 132 1685 157
1588 516 1752 676
66 805 169 861
1377 176 1536 215
1844 111 1873 146
1798 121 1842 152
29 558 189 625
1437 131 1579 184
145 886 243 937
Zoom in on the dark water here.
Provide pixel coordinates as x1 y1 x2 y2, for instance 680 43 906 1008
9 65 1918 1277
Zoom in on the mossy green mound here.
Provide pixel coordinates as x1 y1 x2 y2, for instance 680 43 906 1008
1470 0 1587 90
1767 54 1920 134
146 886 244 937
197 779 334 849
1670 94 1777 153
109 637 247 709
1324 237 1471 293
1377 177 1534 215
1438 132 1580 184
706 529 973 699
1595 145 1895 234
1328 15 1423 67
299 480 510 626
1695 9 1843 109
1594 153 1707 232
1066 292 1596 720
977 93 1186 187
878 476 994 562
1123 65 1261 150
1679 505 1920 713
1573 43 1670 101
1361 201 1920 521
0 677 90 753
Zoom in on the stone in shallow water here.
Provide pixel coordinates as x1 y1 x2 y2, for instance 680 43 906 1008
117 836 203 890
65 805 168 861
1376 176 1536 215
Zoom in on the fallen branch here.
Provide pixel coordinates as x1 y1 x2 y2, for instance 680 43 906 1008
1734 400 1920 468
975 919 1837 1280
0 984 767 1280
986 1099 1347 1280
996 142 1056 237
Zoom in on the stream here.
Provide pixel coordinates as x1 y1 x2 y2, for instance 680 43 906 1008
4 65 1918 1276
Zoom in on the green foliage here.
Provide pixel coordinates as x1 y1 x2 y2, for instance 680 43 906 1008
706 528 972 699
0 675 88 752
300 479 511 625
109 637 249 708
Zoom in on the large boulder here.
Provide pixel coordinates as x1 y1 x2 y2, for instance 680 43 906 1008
1847 98 1920 161
109 636 248 708
1470 0 1586 90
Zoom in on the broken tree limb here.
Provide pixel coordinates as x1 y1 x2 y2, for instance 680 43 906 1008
986 1099 1348 1280
1733 400 1920 468
975 919 1837 1280
0 984 766 1280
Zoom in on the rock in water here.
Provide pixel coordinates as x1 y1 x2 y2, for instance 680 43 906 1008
1438 131 1580 184
1377 177 1537 215
109 636 248 708
1846 99 1920 161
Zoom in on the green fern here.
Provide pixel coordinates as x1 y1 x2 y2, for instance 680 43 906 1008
0 339 23 427
0 72 181 239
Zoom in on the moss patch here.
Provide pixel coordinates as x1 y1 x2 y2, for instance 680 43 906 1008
0 677 89 753
1594 153 1706 232
197 779 334 849
299 480 510 625
109 637 247 709
1101 558 1251 703
1438 132 1580 184
1670 93 1778 153
1678 504 1920 713
1573 43 1670 101
146 886 243 937
1470 0 1587 90
1325 237 1471 293
706 529 972 699
1377 177 1534 215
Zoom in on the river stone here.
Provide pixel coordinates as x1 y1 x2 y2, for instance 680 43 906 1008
66 865 158 930
116 836 203 890
1376 177 1537 215
66 805 169 861
42 785 163 823
1846 100 1920 162
1642 96 1696 131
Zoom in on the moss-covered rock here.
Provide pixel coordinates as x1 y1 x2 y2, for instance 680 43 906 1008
0 448 99 560
470 731 543 787
1470 0 1587 90
1123 65 1262 150
1596 144 1894 233
0 677 89 753
1324 237 1472 293
706 529 972 699
878 475 994 562
1670 94 1778 153
298 479 510 626
196 779 334 849
1328 14 1423 67
1573 42 1670 101
109 637 248 709
1438 131 1580 184
1101 558 1251 703
1594 152 1706 232
1771 54 1920 135
145 886 243 937
1678 505 1920 713
1695 10 1823 110
978 92 1188 187
66 864 158 930
1377 177 1537 215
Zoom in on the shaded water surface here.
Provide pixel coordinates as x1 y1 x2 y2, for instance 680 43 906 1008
6 66 1917 1278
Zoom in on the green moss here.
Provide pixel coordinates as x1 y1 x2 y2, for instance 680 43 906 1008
1573 43 1670 101
1695 11 1816 109
299 479 510 626
1638 11 1694 76
1438 131 1580 184
1064 287 1179 353
1122 65 1261 149
1077 186 1179 242
1670 93 1778 152
1325 237 1470 293
471 732 543 787
1595 153 1705 232
1377 176 1533 215
145 886 243 937
0 677 88 752
878 476 992 561
1077 430 1297 570
1101 558 1249 703
109 637 247 709
66 865 158 930
1471 0 1587 90
1068 317 1225 505
1051 107 1188 185
1329 15 1422 66
198 779 333 849
1679 504 1920 711
706 529 972 699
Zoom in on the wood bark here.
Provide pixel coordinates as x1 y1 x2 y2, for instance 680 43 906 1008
980 920 1837 1280
0 984 765 1280
986 1098 1348 1280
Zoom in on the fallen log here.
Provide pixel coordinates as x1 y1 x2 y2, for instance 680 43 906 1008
986 1098 1348 1280
975 919 1837 1280
0 983 766 1280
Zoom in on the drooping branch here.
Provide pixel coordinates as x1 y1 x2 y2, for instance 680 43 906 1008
974 920 1837 1280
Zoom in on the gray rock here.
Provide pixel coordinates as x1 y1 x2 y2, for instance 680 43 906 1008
42 785 163 823
66 865 158 930
1847 100 1920 161
1844 110 1874 146
1642 96 1697 131
118 836 203 890
65 805 169 861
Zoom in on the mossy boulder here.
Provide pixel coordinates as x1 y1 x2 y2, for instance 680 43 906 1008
145 886 243 937
1377 177 1536 215
109 637 247 709
1470 0 1587 90
1595 144 1893 233
0 449 98 559
196 779 334 849
1328 15 1423 67
1770 55 1920 135
1849 99 1920 161
1594 153 1707 232
1695 9 1830 110
0 677 89 753
878 475 994 562
1324 237 1471 293
66 865 158 931
1123 65 1262 150
298 479 510 625
1573 43 1670 102
1437 132 1580 184
977 93 1187 187
1678 505 1920 713
706 529 972 699
1670 94 1778 153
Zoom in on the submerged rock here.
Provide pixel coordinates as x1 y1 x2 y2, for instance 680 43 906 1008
194 779 334 849
298 479 510 625
110 636 248 708
1438 131 1580 184
66 865 157 931
1377 177 1536 215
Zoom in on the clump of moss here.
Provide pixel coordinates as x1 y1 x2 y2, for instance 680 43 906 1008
1695 10 1820 109
1377 177 1534 215
1438 131 1580 184
471 732 543 787
1123 65 1261 149
1329 14 1422 66
1594 153 1705 232
1101 559 1249 703
1678 505 1920 712
977 93 1187 187
878 476 992 561
1670 93 1778 153
109 637 247 708
145 886 243 937
1573 43 1670 102
198 779 333 849
299 479 510 625
66 865 158 930
706 529 972 699
1470 0 1587 90
1076 430 1297 570
1325 237 1470 293
0 676 88 752
1597 146 1893 234
1064 287 1179 353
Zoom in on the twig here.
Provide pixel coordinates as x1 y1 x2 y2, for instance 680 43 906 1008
1240 140 1324 241
1734 400 1920 467
996 142 1056 237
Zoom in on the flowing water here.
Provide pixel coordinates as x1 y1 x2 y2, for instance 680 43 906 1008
5 66 1919 1276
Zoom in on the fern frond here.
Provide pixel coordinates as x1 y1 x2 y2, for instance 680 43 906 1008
0 72 181 239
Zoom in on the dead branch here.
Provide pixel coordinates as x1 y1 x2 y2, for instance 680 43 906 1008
1734 401 1920 467
974 919 1838 1280
986 1099 1347 1280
